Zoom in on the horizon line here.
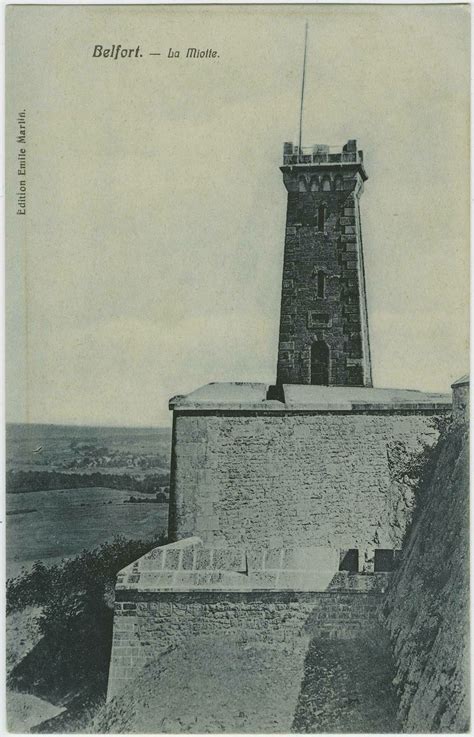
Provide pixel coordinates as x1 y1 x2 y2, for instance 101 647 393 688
6 420 172 430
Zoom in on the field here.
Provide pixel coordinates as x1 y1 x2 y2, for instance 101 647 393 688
6 423 172 577
7 487 169 578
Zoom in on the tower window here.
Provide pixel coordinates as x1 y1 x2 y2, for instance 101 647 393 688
322 178 331 192
317 270 326 298
310 178 318 192
335 176 343 191
298 177 306 192
308 312 329 328
318 205 327 231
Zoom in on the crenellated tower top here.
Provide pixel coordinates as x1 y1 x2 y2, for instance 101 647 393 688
282 139 367 173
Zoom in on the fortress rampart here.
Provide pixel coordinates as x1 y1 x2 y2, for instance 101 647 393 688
107 537 385 700
107 383 451 701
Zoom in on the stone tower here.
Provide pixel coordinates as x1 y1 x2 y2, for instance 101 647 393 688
276 140 372 387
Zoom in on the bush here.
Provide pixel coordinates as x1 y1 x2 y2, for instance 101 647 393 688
7 533 167 705
7 533 166 615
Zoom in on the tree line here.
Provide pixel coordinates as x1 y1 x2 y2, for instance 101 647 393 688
6 469 170 494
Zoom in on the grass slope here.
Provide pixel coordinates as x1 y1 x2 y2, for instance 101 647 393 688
94 635 310 733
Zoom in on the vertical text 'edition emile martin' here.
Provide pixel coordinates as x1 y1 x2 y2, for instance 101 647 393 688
17 110 26 215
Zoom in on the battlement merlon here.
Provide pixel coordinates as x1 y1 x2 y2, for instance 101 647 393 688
281 139 367 180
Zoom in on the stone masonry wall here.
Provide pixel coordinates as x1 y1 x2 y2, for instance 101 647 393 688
107 590 381 700
382 423 469 731
452 381 469 422
169 411 439 550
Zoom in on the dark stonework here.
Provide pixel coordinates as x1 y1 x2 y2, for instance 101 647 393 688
276 139 373 387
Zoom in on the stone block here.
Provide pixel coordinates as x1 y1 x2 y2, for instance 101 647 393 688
212 547 246 571
345 242 358 252
163 549 181 570
265 548 284 570
277 571 307 590
140 557 162 572
172 571 198 588
341 253 358 264
149 571 176 588
247 548 266 571
182 546 195 570
194 571 221 586
195 548 212 569
249 571 279 588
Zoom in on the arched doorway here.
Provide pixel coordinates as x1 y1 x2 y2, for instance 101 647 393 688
311 341 330 385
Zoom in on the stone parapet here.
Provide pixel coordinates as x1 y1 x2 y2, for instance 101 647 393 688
116 537 391 594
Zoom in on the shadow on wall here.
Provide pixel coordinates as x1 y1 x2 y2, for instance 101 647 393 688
293 626 400 733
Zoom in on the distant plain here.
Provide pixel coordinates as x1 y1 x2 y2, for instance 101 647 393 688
6 423 172 578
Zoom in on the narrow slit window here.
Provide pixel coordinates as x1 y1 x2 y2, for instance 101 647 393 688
317 270 326 298
318 205 326 231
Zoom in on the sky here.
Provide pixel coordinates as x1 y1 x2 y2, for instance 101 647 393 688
6 4 470 427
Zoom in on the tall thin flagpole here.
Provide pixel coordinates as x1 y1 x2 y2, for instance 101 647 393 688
298 21 309 160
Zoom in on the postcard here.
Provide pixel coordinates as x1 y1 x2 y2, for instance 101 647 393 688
5 4 470 733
